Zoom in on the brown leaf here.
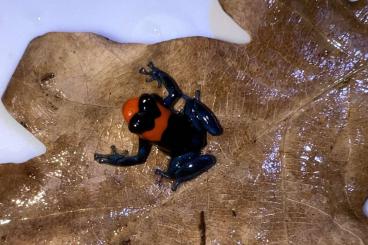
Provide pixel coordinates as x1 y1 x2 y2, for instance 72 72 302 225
1 0 368 244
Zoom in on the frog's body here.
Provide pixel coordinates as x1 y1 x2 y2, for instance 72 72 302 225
94 62 222 191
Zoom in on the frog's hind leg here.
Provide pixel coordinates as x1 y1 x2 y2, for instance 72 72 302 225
183 91 223 136
155 152 216 191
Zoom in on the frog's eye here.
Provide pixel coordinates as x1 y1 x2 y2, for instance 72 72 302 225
139 94 161 117
122 97 139 123
128 112 155 134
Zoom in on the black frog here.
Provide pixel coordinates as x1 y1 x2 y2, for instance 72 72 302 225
94 62 223 191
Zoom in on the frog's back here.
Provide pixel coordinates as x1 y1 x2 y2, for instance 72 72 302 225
157 113 206 157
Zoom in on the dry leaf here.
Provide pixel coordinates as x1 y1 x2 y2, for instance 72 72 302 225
1 0 368 244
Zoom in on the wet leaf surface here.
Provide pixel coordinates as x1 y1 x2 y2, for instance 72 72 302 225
1 0 368 244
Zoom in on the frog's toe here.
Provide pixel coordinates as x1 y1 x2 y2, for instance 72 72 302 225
139 67 151 75
94 153 109 163
147 61 155 69
155 168 171 179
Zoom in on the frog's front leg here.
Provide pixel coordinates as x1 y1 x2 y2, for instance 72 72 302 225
94 139 152 166
155 152 216 191
139 62 182 107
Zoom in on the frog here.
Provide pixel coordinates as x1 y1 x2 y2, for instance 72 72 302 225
94 62 223 191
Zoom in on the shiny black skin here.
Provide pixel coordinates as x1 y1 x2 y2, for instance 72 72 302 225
128 93 161 134
94 62 223 191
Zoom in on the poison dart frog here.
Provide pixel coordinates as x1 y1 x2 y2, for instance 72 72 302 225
94 62 223 191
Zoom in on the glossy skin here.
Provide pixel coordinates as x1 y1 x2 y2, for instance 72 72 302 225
94 62 223 191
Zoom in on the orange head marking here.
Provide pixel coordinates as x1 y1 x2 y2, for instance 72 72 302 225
141 103 171 142
122 97 139 123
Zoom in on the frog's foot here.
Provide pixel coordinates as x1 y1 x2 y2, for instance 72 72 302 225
168 153 216 191
139 62 163 87
94 145 128 164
